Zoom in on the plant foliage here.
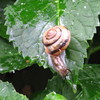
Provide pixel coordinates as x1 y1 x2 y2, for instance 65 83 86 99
0 0 100 100
31 64 100 100
4 0 100 74
0 80 28 100
0 38 31 73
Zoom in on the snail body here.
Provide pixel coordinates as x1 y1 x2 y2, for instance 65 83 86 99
42 25 71 77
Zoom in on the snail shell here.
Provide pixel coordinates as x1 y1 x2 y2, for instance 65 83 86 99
42 25 71 77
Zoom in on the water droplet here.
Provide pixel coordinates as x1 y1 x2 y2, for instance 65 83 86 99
55 0 58 3
36 55 39 57
72 0 75 2
0 68 3 71
53 91 56 94
21 3 25 5
89 66 92 68
84 6 87 9
12 70 15 73
66 75 70 80
9 51 12 55
73 84 77 90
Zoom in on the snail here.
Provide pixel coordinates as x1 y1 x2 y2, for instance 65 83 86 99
42 25 71 77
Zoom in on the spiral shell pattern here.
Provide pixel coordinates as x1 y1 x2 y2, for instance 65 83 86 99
42 25 71 56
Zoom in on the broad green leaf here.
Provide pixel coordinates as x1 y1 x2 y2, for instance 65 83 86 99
77 64 100 100
30 76 74 100
4 0 100 76
44 92 67 100
0 0 32 73
45 75 76 100
0 38 31 73
35 64 100 100
0 80 28 100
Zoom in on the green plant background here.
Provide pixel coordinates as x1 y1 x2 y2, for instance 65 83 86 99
0 0 100 100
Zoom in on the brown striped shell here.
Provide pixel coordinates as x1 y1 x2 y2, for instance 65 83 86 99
42 25 71 56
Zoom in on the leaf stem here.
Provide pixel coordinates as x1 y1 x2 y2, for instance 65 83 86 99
85 45 100 64
90 46 100 54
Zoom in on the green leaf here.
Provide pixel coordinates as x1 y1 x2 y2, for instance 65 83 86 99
30 76 76 100
0 0 14 39
4 0 100 75
44 92 67 100
0 0 32 73
0 38 31 74
77 64 100 100
31 65 100 100
30 90 49 100
0 80 28 100
45 75 76 100
38 64 100 100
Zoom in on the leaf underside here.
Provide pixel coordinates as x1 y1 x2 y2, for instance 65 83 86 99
4 0 100 74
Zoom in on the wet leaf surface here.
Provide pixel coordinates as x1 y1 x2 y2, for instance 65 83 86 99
4 0 100 80
0 38 31 73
